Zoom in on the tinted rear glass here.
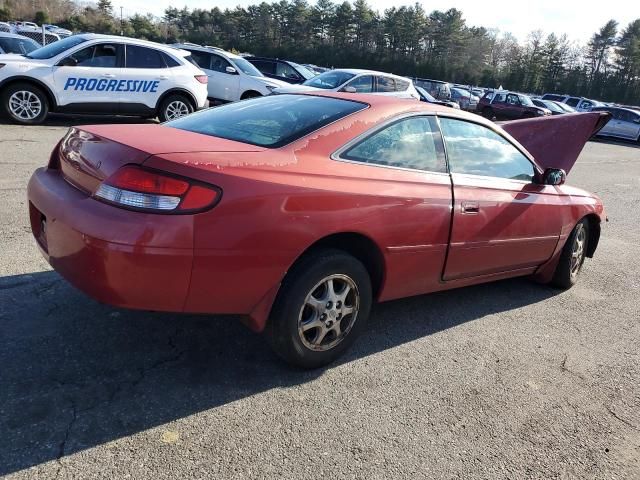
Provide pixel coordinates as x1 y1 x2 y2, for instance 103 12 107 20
167 94 367 148
126 45 165 68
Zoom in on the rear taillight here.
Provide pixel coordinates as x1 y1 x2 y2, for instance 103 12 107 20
195 75 208 84
94 165 221 214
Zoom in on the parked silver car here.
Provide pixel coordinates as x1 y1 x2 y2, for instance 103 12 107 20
592 106 640 142
0 32 41 54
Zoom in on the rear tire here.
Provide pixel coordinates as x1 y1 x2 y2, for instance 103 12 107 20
1 82 49 125
550 219 589 289
265 249 372 369
158 94 193 122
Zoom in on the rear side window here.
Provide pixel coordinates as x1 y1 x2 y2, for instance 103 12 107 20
377 76 396 92
167 95 367 148
492 93 506 103
346 75 373 93
543 94 565 102
395 79 410 91
342 116 446 173
163 53 181 67
250 59 276 75
439 117 534 181
126 45 165 68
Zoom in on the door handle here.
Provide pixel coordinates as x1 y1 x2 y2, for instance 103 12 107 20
101 73 116 78
156 75 169 80
461 201 480 214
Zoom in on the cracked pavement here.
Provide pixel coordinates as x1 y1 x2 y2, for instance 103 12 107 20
0 119 639 479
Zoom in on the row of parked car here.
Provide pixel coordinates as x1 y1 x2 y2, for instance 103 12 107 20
0 29 637 142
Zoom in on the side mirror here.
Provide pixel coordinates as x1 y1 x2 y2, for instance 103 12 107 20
225 66 237 74
58 56 78 67
342 86 357 93
543 168 566 186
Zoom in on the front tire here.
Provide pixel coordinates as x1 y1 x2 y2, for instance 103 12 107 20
158 94 193 122
266 249 372 369
241 90 262 100
1 83 49 125
482 107 494 120
550 219 589 289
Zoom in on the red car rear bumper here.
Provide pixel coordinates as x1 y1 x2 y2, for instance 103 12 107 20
27 168 194 312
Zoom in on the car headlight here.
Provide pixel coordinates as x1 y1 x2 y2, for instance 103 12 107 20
536 109 545 115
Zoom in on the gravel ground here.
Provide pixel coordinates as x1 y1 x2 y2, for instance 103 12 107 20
0 119 639 479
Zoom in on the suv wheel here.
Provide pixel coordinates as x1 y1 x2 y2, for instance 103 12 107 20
158 94 193 122
2 83 49 125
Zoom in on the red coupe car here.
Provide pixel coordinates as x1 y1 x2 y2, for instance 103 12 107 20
28 93 607 368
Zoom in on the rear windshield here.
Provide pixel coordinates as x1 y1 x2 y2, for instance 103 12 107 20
167 94 367 148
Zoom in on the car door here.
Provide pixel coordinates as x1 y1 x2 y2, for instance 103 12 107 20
52 42 123 110
208 53 241 101
490 92 508 118
439 117 562 280
617 110 640 139
504 93 522 119
119 44 173 113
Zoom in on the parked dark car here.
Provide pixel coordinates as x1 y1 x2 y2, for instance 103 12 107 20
246 57 316 84
479 91 551 120
533 98 567 115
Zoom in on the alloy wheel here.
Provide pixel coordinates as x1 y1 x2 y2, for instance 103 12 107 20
9 90 42 120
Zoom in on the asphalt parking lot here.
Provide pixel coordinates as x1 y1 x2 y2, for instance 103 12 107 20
1 118 639 479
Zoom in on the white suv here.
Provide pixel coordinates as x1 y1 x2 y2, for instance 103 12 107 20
274 69 420 99
540 94 603 112
174 43 290 103
0 34 209 125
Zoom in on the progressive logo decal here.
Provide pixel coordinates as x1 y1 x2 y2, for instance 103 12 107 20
63 78 160 93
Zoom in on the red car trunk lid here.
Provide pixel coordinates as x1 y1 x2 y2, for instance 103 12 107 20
58 124 266 194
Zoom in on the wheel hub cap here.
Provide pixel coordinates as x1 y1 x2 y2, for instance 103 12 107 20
8 90 42 120
298 274 360 352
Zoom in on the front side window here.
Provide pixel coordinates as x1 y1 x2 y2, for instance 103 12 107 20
125 45 165 69
342 116 446 173
210 54 232 73
440 117 535 182
167 94 367 148
566 98 580 107
345 75 373 93
251 59 275 75
506 94 519 105
276 62 300 80
395 79 410 91
70 43 118 68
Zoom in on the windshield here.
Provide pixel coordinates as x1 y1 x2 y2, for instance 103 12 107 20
25 35 88 59
416 86 436 102
167 94 367 148
231 57 263 77
289 61 316 80
541 100 562 112
520 95 534 107
303 71 355 89
0 37 39 54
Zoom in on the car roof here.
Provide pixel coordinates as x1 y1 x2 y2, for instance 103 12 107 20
76 34 191 56
173 42 240 59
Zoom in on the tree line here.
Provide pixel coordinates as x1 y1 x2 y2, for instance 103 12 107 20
2 0 639 105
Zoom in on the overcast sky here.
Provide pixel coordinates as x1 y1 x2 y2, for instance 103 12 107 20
118 0 639 43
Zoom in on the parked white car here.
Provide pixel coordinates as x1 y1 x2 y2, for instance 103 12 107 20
173 43 290 103
0 34 209 124
541 93 603 112
274 69 420 99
